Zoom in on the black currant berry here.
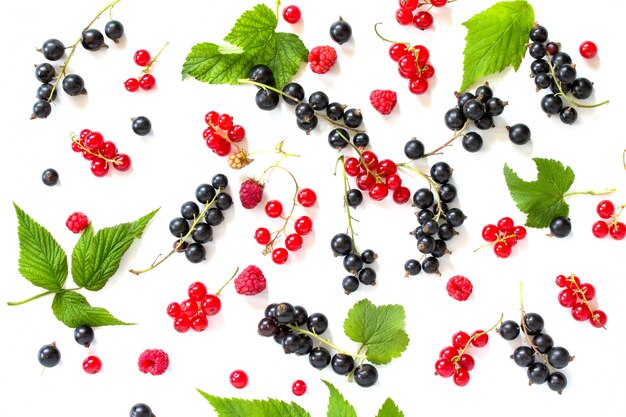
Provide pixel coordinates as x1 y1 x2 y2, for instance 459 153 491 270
474 114 494 130
530 59 549 76
559 107 578 124
326 102 345 121
295 103 315 122
462 99 485 121
527 362 550 384
550 79 570 95
212 173 228 190
274 302 297 324
347 189 363 208
438 183 457 204
343 108 363 128
74 325 95 347
328 128 349 150
342 275 360 294
38 344 61 367
255 88 280 110
485 97 506 116
498 320 520 340
352 132 369 148
417 235 435 254
180 201 200 220
331 354 354 375
570 77 593 100
104 20 124 43
307 313 329 334
205 207 224 226
547 347 571 369
132 116 152 136
556 64 577 84
195 184 216 204
215 193 233 211
431 240 448 258
433 202 449 216
264 303 277 318
444 107 467 131
354 364 378 387
430 162 453 184
417 209 434 225
475 84 493 101
422 256 439 274
529 25 548 42
249 64 274 86
169 217 190 237
296 116 318 134
37 84 57 101
534 73 552 90
413 188 434 209
361 249 377 264
404 259 421 276
296 335 313 356
541 94 563 115
358 267 376 285
35 63 55 83
507 123 531 145
547 372 567 393
512 346 535 367
437 223 456 241
462 132 483 153
330 17 352 44
528 42 546 59
309 347 331 369
258 317 279 337
32 100 52 119
273 325 290 344
293 305 309 326
411 226 425 240
62 74 86 96
41 39 65 61
343 253 363 274
523 312 545 335
282 82 305 105
282 333 302 354
549 216 571 238
551 52 572 67
309 91 329 110
191 222 213 244
533 333 554 354
81 29 106 51
41 168 59 186
404 138 425 160
456 92 475 109
130 403 154 417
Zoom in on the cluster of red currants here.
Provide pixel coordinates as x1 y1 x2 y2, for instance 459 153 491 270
124 44 168 92
71 129 131 177
344 152 410 204
480 217 527 258
556 274 607 328
434 329 489 387
166 281 225 333
388 43 434 95
395 0 450 30
592 200 625 240
202 111 249 167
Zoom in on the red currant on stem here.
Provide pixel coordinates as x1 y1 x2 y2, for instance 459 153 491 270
265 200 284 218
201 267 239 316
272 247 289 264
564 274 606 328
414 11 434 30
395 8 413 25
399 0 419 11
297 188 317 207
294 216 313 235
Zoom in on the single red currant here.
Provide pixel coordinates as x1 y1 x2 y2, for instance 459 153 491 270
590 310 607 328
90 159 109 177
482 224 499 242
188 282 208 301
191 314 209 332
215 139 231 157
203 126 215 139
386 174 402 190
83 149 96 160
360 151 379 171
294 216 313 235
356 173 376 190
399 66 416 79
558 288 578 308
431 0 448 6
609 222 626 240
369 183 389 201
504 236 518 247
80 129 91 140
395 8 413 25
282 5 301 23
297 188 317 207
513 225 527 239
113 154 132 171
567 275 581 290
292 379 307 396
389 43 411 61
597 200 615 219
173 316 191 333
179 299 198 317
592 220 609 238
85 132 104 150
124 78 139 92
453 368 470 387
408 77 429 95
571 303 591 321
457 354 475 371
255 227 272 245
344 157 360 176
497 217 515 233
398 55 417 76
82 356 102 374
218 114 234 130
470 330 489 348
139 73 156 90
99 141 117 159
201 295 221 316
134 49 151 66
421 64 435 79
393 186 411 204
285 233 304 251
205 111 220 126
493 241 511 258
272 247 289 264
413 45 430 67
435 358 454 378
377 159 397 176
399 0 419 11
228 125 246 142
555 274 569 288
72 140 83 152
413 11 434 30
452 331 470 349
439 346 459 360
230 370 249 389
166 302 181 318
579 40 598 59
265 200 283 218
579 283 596 301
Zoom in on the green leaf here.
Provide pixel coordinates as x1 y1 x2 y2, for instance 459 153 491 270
460 0 534 91
13 202 67 292
182 4 308 88
322 380 357 417
71 209 159 291
197 389 311 417
376 399 404 417
343 299 409 365
503 158 575 228
51 291 132 327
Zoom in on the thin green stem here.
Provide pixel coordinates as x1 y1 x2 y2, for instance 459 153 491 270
140 42 169 76
610 205 625 228
215 267 240 296
473 233 518 253
70 132 121 165
287 324 367 359
396 163 445 219
373 22 411 47
452 313 503 365
563 188 615 198
423 121 471 157
261 166 300 253
7 287 80 306
546 57 609 109
336 156 359 254
274 0 281 17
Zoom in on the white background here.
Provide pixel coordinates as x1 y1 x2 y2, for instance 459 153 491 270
1 0 625 416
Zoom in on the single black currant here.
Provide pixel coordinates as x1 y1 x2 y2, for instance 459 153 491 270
37 344 61 368
570 77 593 100
62 74 86 96
273 325 291 344
185 244 205 265
417 235 435 254
431 239 448 258
530 59 550 76
215 193 233 211
353 364 378 387
411 226 425 240
352 132 370 148
331 354 355 375
132 116 152 136
343 253 363 274
309 91 329 110
529 25 548 42
36 83 57 101
551 52 572 67
422 219 440 235
195 184 216 204
534 73 552 90
205 207 224 226
326 102 345 121
274 302 297 324
462 132 483 153
258 317 279 337
211 173 228 190
462 99 485 121
358 267 376 285
413 188 434 209
474 114 494 130
255 88 280 110
523 312 545 335
41 39 65 61
422 256 439 274
533 333 554 354
169 217 190 237
444 107 467 130
404 138 425 160
296 116 318 133
433 202 449 216
292 305 308 326
282 333 302 354
547 372 567 393
437 223 456 241
430 162 453 184
282 82 305 105
347 188 363 208
438 183 457 203
104 20 124 43
330 17 352 44
328 128 349 150
485 97 506 116
417 209 434 225
35 63 55 83
81 29 106 51
541 94 563 115
309 347 331 369
32 100 52 119
41 168 59 186
361 249 377 264
404 259 421 276
306 313 329 334
343 108 363 128
498 320 520 340
527 362 550 384
547 347 571 369
180 201 200 220
130 403 154 417
528 42 547 59
249 64 274 86
556 64 577 84
475 84 493 101
456 92 475 109
295 103 315 122
296 335 313 356
559 107 578 124
549 216 571 238
74 325 95 347
342 275 359 294
191 222 213 243
550 79 570 95
507 123 531 145
511 346 535 367
265 303 278 318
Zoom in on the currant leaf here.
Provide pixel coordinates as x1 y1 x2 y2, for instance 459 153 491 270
197 389 311 417
376 399 405 417
51 291 132 327
322 380 357 417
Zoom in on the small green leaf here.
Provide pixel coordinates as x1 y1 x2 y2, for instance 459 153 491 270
460 0 534 91
181 43 251 85
343 299 409 365
51 291 132 327
71 209 159 291
322 380 357 417
197 389 311 417
376 399 404 417
503 158 575 228
13 202 67 292
224 4 277 52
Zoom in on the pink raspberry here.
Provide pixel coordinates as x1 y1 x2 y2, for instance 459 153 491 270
369 89 397 115
446 275 473 301
234 265 266 295
138 349 169 375
239 179 264 209
66 212 89 233
308 46 337 74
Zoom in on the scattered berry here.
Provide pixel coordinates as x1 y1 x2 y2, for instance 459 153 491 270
240 179 264 209
234 265 267 295
74 325 95 347
230 370 249 389
282 5 301 24
82 355 102 374
66 212 89 233
38 343 61 367
446 275 473 301
369 89 397 115
579 40 598 59
308 45 337 74
330 18 352 45
138 349 169 375
41 168 59 186
129 404 154 417
292 379 307 396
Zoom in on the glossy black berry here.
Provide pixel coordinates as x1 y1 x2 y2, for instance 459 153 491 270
404 259 421 276
352 132 369 148
550 79 570 95
431 239 448 258
104 20 124 42
32 100 52 119
533 333 554 354
258 317 279 337
343 108 363 128
430 162 453 184
331 354 354 375
541 94 563 115
547 372 567 393
411 226 425 240
296 335 313 356
507 123 531 145
81 29 106 51
307 313 329 334
212 173 228 190
62 74 86 96
37 83 57 101
264 303 277 318
511 346 535 367
281 333 301 354
326 102 345 121
74 325 95 347
130 403 154 417
295 103 315 122
180 201 200 220
330 18 352 44
328 128 349 150
474 114 494 130
475 84 493 101
215 193 233 211
570 77 593 100
255 88 280 110
527 362 550 384
354 364 378 387
347 189 363 208
404 139 425 160
549 216 571 238
38 344 61 367
35 63 55 83
547 347 571 369
433 202 449 217
523 312 545 335
282 82 305 105
342 275 360 294
249 64 274 86
132 116 152 136
417 235 435 254
559 107 578 124
296 116 318 133
422 256 439 274
169 217 190 237
274 302 297 324
556 64 577 84
422 219 440 235
41 168 59 186
42 39 65 61
551 52 572 67
413 188 434 209
191 222 213 244
529 25 548 42
343 253 363 273
361 249 377 264
195 184 216 204
456 92 475 109
528 42 547 59
462 132 483 152
205 207 224 226
530 59 549 76
485 97 506 116
273 325 290 344
292 305 308 326
309 347 331 369
462 99 485 121
358 267 376 285
309 91 329 110
437 223 456 241
534 73 552 90
417 209 434 225
498 320 520 340
444 107 467 130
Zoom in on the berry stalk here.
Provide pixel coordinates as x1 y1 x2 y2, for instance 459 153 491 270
7 288 79 306
286 324 367 359
473 232 518 252
546 58 609 109
336 156 360 253
396 163 445 219
214 267 240 296
519 282 557 374
567 274 606 329
451 313 503 367
137 42 169 77
336 131 384 184
422 120 471 157
563 188 615 197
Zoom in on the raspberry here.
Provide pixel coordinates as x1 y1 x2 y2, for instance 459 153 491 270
369 90 397 115
234 265 266 295
239 179 264 209
138 349 169 375
228 149 252 170
66 212 89 233
308 46 337 74
446 275 473 301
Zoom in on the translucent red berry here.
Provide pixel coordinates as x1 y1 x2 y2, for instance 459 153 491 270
282 5 301 24
386 174 402 190
395 9 413 25
497 217 515 233
555 274 569 288
592 220 609 238
99 141 117 159
457 354 475 371
567 275 581 290
179 299 198 317
408 77 429 95
85 132 104 150
435 358 454 377
452 331 470 349
113 154 132 171
579 41 598 59
596 200 615 219
579 283 596 301
80 129 91 140
470 330 489 348
201 295 221 316
139 73 156 90
377 159 397 176
609 222 626 240
297 188 317 207
398 55 417 75
439 346 458 360
453 368 470 387
344 157 361 176
413 11 434 30
228 125 246 142
571 303 591 321
125 78 139 92
294 216 313 235
292 379 307 396
188 282 207 301
513 225 527 239
272 247 289 264
482 224 499 242
90 159 109 177
431 0 448 6
173 316 191 333
134 49 151 66
285 233 303 251
590 310 607 328
205 111 220 126
558 288 578 308
82 356 102 374
369 183 389 201
493 241 511 258
166 302 181 318
389 43 411 61
399 0 419 11
218 114 233 130
230 370 248 389
413 45 430 67
265 200 283 218
191 314 209 332
393 186 411 204
255 227 272 245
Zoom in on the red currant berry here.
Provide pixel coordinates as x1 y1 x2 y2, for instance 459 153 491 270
191 314 209 332
592 220 609 238
567 275 581 290
386 174 402 190
439 346 459 360
83 149 96 160
431 0 447 6
139 73 156 90
218 114 234 130
399 0 419 11
294 216 313 235
453 368 470 387
421 64 435 79
579 40 598 59
389 43 411 61
609 222 626 240
408 77 429 95
413 11 434 30
434 358 454 377
215 139 231 156
83 356 102 374
203 126 215 139
180 299 198 317
230 370 248 389
265 200 283 218
282 5 301 23
590 310 607 328
344 157 360 176
504 236 518 247
285 233 303 251
452 331 470 349
188 282 207 301
205 111 220 126
228 125 246 142
579 283 596 301
173 316 191 333
206 133 221 150
80 129 91 140
497 217 515 233
493 241 511 258
292 379 307 396
72 140 83 152
597 200 615 219
399 65 416 79
395 8 413 25
85 132 104 150
571 303 591 321
255 227 272 245
413 45 430 67
201 295 221 316
513 225 527 240
369 183 389 201
457 354 475 371
555 274 569 288
90 159 109 177
166 302 181 318
124 78 139 92
377 159 397 176
297 188 317 207
398 55 417 75
272 247 289 264
470 330 489 348
558 288 578 308
356 173 376 190
360 151 379 171
392 186 411 204
113 154 132 171
134 49 151 66
99 141 117 159
481 224 499 242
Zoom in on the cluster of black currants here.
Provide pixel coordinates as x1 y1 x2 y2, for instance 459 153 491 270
257 302 378 387
404 161 465 276
499 312 572 394
528 24 595 124
32 19 125 119
169 174 232 263
330 233 378 294
249 64 363 135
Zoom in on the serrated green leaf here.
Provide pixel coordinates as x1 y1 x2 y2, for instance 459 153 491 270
460 0 534 91
343 299 409 365
224 4 277 52
503 158 575 228
197 389 311 417
322 380 357 417
51 291 131 327
13 202 67 292
376 399 404 417
71 209 158 291
181 43 249 84
267 32 309 88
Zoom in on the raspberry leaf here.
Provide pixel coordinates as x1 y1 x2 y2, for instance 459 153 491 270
503 158 574 228
51 291 132 327
197 390 311 417
322 380 357 417
376 399 404 417
13 202 67 292
343 299 409 365
460 0 534 91
71 209 159 291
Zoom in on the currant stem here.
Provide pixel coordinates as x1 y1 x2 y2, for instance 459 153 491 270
568 274 606 329
286 324 367 359
473 232 518 252
70 132 122 165
257 149 298 183
519 282 557 373
336 156 359 254
396 163 445 220
261 165 300 252
546 56 609 109
423 121 471 157
563 188 616 197
140 42 169 76
610 205 625 228
7 287 80 306
452 313 503 365
214 267 240 296
128 190 222 275
373 22 411 47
